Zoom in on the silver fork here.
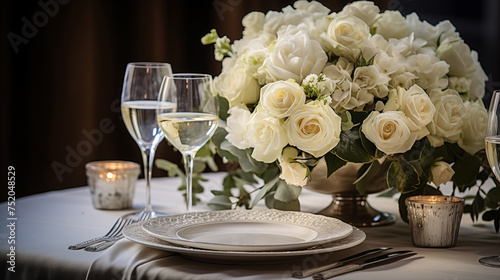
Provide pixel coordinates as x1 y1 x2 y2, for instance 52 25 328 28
68 218 135 250
84 211 153 252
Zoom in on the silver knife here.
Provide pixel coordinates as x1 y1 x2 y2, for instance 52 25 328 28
292 247 392 278
312 250 417 280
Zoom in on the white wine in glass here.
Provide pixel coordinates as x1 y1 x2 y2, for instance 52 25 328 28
482 89 500 268
157 74 219 212
121 62 172 218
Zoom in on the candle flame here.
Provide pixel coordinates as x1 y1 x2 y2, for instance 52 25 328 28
106 172 116 179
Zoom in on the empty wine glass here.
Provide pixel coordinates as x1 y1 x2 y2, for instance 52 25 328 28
120 62 172 218
482 89 500 268
157 74 219 212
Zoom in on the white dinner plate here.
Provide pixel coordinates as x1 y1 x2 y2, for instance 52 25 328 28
124 222 366 263
141 209 353 251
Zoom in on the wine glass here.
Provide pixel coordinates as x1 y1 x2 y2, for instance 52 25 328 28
157 74 219 212
483 89 500 268
120 62 172 218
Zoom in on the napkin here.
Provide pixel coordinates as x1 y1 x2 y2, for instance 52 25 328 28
86 239 174 280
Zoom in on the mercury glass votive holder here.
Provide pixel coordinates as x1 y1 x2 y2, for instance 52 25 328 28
406 195 465 248
85 161 141 210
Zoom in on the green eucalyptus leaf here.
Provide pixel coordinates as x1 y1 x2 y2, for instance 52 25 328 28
333 128 374 163
273 198 301 211
275 180 301 202
359 130 377 158
220 140 268 173
355 160 381 195
470 193 486 222
260 164 280 182
485 187 500 209
211 190 229 196
324 152 347 177
250 176 279 208
207 195 233 210
387 160 420 193
265 192 276 208
155 159 183 177
218 96 230 121
452 152 481 191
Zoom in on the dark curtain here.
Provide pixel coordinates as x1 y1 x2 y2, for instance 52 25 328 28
2 0 499 201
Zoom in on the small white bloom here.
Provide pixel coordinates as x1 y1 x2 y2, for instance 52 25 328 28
242 11 266 38
353 65 391 98
225 106 252 150
431 161 455 186
260 80 306 118
294 0 331 14
458 99 487 154
279 147 309 187
406 54 449 90
448 76 471 93
244 109 288 163
285 100 342 157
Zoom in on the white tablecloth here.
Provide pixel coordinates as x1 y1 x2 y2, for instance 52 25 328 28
1 172 499 279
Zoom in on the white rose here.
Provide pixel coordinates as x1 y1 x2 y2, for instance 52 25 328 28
436 38 476 77
242 11 265 38
373 10 409 39
384 85 435 129
294 0 331 14
431 161 455 186
406 13 459 48
260 80 306 118
426 89 466 146
244 109 288 163
362 111 418 155
256 28 327 84
406 54 449 90
214 59 261 106
278 147 309 187
322 14 370 60
458 99 487 154
225 106 251 150
339 1 380 26
285 100 341 157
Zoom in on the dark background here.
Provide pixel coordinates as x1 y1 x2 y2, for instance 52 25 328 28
2 0 500 201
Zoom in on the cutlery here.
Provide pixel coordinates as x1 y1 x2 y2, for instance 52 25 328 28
68 218 135 250
83 211 153 252
292 247 391 278
312 250 417 279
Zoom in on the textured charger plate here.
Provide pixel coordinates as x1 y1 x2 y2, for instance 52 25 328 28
141 209 353 252
124 222 366 263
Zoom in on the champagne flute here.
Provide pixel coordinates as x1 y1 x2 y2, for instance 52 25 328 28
120 62 172 218
483 89 500 268
157 74 219 212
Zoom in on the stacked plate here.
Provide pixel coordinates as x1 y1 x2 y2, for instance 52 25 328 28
123 209 366 263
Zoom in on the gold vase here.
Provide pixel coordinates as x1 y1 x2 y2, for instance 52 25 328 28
304 157 395 227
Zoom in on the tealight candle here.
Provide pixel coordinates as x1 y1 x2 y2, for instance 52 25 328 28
85 161 140 210
406 195 464 248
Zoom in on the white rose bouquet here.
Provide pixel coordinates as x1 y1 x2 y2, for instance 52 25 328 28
198 0 499 228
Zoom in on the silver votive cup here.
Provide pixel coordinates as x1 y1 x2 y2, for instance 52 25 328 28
85 161 141 210
406 195 464 248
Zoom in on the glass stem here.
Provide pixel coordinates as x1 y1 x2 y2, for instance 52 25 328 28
182 152 196 212
141 148 155 213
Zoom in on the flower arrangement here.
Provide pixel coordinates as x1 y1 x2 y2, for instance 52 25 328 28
196 0 500 228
